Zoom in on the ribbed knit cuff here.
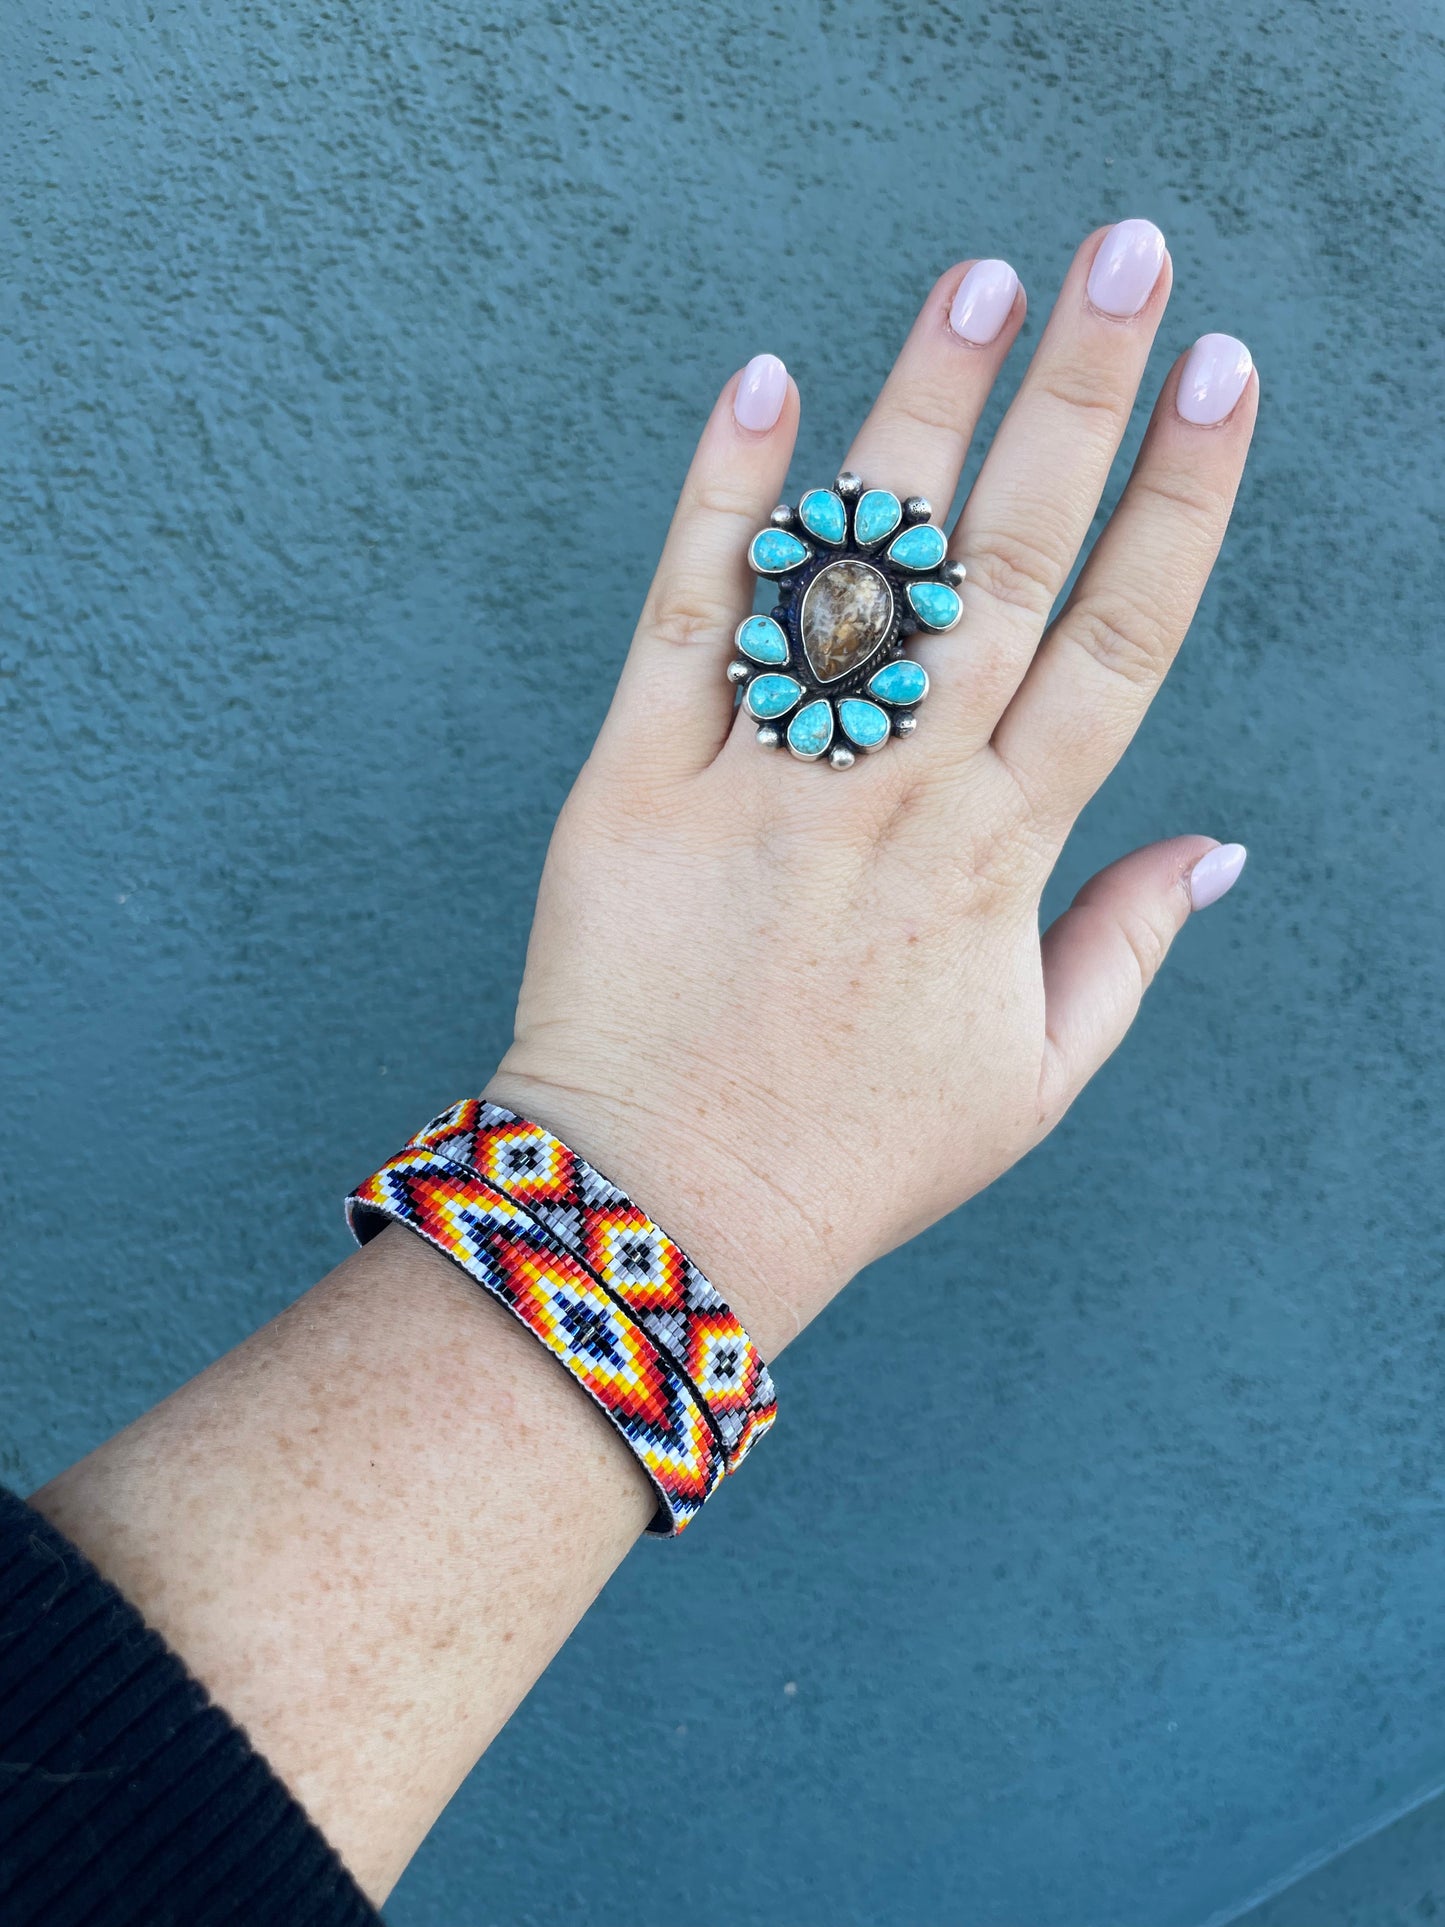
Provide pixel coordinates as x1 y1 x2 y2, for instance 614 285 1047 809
0 1485 381 1927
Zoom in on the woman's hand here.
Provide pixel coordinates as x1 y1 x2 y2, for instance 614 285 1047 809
489 222 1257 1358
28 223 1257 1901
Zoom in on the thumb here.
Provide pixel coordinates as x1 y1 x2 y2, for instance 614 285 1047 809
1038 836 1248 1124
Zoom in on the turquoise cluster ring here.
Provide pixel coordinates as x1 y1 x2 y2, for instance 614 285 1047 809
728 473 965 768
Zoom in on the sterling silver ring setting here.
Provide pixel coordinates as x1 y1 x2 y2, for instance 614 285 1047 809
728 473 964 767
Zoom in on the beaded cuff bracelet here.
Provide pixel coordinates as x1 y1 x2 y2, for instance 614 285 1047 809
346 1100 777 1535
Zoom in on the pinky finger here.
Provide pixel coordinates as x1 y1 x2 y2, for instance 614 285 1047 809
1037 836 1248 1124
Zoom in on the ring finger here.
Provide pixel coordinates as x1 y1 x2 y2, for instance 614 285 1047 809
993 336 1258 831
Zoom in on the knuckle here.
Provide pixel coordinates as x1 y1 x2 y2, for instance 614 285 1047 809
924 807 1044 912
936 850 1016 917
963 526 1062 622
1117 904 1169 989
687 476 765 525
878 385 969 456
1063 590 1173 688
1136 469 1226 540
644 584 738 653
1035 357 1134 422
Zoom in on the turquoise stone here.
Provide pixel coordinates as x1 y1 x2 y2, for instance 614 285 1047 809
798 489 847 545
853 489 902 546
907 580 962 630
749 527 810 574
886 523 947 571
745 673 803 719
736 615 789 665
787 699 835 759
867 658 929 707
838 698 890 749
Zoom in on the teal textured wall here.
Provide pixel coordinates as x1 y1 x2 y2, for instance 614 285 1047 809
3 4 1443 1923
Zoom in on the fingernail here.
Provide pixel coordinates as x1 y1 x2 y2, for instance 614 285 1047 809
734 353 789 432
1190 842 1248 911
1086 218 1167 318
1176 333 1254 426
948 258 1020 345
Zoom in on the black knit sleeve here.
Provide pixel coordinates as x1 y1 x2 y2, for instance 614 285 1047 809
0 1485 382 1927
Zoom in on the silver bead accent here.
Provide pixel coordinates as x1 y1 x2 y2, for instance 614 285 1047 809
756 724 782 748
769 503 797 528
828 745 856 770
940 559 967 588
902 496 933 524
893 712 918 737
727 659 751 685
834 471 863 500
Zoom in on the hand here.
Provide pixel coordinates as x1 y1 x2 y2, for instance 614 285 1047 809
24 225 1258 1904
489 223 1256 1359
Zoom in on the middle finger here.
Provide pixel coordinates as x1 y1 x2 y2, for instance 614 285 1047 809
919 219 1174 751
840 256 1028 518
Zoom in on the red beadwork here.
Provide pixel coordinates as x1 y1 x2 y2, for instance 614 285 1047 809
347 1101 777 1535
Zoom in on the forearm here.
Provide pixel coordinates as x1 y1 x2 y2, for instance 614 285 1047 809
31 1222 654 1904
24 219 1256 1915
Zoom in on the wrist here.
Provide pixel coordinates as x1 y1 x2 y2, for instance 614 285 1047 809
482 1059 846 1362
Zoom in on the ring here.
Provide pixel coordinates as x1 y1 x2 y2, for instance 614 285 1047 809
728 472 965 768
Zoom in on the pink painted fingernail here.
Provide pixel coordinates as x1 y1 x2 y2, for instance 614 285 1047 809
734 354 789 432
1177 333 1254 426
1190 842 1248 910
948 258 1020 345
1086 218 1167 318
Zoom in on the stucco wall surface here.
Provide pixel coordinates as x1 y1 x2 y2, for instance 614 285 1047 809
3 4 1443 1923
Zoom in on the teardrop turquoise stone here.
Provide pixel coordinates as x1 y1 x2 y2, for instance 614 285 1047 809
798 489 847 545
749 528 810 574
787 699 835 759
853 490 902 546
736 615 789 665
745 673 803 720
838 698 890 749
867 659 929 707
907 580 962 630
887 523 947 571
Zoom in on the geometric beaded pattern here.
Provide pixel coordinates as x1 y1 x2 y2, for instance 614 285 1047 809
402 1100 779 1470
346 1102 778 1533
347 1147 723 1534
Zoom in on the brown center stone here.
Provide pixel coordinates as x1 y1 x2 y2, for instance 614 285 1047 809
799 559 894 682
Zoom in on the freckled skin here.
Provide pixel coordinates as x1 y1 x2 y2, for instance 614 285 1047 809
35 1226 653 1902
28 222 1255 1911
